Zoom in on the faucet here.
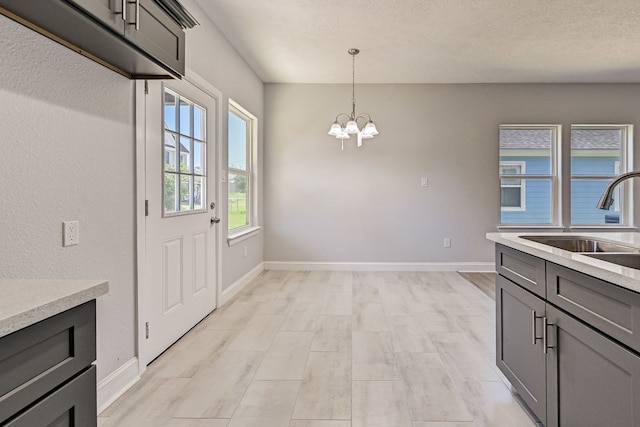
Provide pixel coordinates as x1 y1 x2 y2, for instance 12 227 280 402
597 171 640 209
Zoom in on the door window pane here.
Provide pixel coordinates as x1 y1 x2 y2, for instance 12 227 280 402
180 98 192 137
164 90 177 132
194 141 205 176
180 175 192 211
194 105 205 140
164 173 177 213
164 132 178 171
180 136 192 173
194 176 204 210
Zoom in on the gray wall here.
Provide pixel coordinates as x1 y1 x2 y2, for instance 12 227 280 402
186 0 265 290
264 83 640 264
0 3 264 384
0 16 136 380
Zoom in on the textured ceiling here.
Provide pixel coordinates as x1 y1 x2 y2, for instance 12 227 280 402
194 0 640 84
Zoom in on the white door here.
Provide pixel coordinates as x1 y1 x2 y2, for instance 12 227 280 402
142 78 219 364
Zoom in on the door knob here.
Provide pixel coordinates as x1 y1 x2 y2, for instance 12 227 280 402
211 217 221 224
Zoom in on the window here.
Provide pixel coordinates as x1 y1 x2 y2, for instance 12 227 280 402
163 87 207 215
570 125 632 225
228 101 257 232
499 123 633 228
499 125 560 225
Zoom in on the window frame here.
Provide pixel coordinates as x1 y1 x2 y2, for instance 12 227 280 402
227 99 259 242
162 86 208 217
569 124 633 227
498 124 562 227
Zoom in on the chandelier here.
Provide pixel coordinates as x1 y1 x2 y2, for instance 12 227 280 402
328 48 379 150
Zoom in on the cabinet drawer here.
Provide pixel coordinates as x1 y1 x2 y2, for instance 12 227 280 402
0 301 96 424
4 365 96 427
495 244 546 298
547 263 640 353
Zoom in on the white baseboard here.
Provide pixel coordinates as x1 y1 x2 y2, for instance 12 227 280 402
264 261 495 273
220 262 265 306
97 357 140 414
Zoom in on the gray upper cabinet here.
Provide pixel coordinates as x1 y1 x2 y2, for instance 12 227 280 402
0 0 186 78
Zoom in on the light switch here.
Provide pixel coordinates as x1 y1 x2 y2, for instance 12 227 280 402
421 177 428 187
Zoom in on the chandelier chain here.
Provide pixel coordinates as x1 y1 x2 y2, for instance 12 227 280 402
351 51 356 119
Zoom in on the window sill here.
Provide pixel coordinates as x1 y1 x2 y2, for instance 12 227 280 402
569 226 639 232
227 226 262 246
497 225 565 231
497 225 639 233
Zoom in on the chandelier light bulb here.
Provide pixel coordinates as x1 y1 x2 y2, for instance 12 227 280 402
328 122 342 136
344 120 360 134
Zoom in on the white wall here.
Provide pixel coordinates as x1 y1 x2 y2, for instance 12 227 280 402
0 16 136 380
186 0 265 290
264 83 640 266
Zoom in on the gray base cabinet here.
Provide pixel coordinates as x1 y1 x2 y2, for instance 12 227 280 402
0 301 97 426
546 305 640 427
495 244 640 427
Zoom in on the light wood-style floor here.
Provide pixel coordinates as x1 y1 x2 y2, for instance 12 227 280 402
98 271 534 427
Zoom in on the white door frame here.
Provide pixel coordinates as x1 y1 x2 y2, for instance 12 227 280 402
134 69 224 372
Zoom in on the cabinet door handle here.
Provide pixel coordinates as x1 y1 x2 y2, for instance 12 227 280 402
124 0 140 30
543 317 555 354
532 310 543 345
135 0 140 31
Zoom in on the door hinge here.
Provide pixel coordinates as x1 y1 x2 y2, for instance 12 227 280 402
145 200 149 217
145 322 149 339
144 80 149 95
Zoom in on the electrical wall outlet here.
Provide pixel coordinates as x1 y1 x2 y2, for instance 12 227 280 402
63 221 79 247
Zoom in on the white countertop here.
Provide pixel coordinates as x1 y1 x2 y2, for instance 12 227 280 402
487 232 640 293
0 279 108 338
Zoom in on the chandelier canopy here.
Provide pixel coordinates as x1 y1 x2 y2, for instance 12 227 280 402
328 48 379 150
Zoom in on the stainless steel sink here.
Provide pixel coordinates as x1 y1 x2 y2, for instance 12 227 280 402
520 235 640 253
583 253 640 270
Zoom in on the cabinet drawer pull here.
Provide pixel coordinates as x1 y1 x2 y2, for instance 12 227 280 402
532 310 544 345
543 317 555 354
